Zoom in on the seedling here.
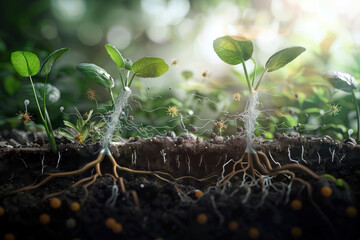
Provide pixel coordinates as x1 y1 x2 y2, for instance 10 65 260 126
11 48 70 152
58 108 105 144
322 71 360 140
213 35 334 196
9 44 213 205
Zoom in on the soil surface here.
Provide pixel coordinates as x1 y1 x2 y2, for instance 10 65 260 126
0 130 359 240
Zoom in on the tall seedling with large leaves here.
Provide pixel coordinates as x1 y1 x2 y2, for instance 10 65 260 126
213 36 332 198
11 48 70 152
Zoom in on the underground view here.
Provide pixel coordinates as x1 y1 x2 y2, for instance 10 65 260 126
0 1 360 240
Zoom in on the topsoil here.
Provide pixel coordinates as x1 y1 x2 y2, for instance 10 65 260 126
0 129 359 240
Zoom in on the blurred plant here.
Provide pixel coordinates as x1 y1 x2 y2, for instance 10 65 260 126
10 48 69 152
58 108 105 144
323 71 359 140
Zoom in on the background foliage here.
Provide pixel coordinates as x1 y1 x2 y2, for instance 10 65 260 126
1 0 360 140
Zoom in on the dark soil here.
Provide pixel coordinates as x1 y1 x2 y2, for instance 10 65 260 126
0 130 359 240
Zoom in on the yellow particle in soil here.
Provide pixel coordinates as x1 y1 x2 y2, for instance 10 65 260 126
166 106 179 118
3 233 15 240
248 227 260 239
291 226 302 238
155 238 164 240
39 213 51 225
233 92 241 102
70 202 81 212
290 199 302 211
320 186 332 198
112 223 123 234
105 218 117 229
50 197 62 209
197 213 208 225
345 206 357 218
228 221 239 231
0 206 4 216
194 190 203 199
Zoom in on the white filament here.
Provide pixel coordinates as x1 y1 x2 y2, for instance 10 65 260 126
239 91 260 153
101 87 132 148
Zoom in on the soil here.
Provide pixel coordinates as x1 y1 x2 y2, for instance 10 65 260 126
0 129 359 240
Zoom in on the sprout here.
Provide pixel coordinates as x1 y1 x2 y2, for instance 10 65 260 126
24 99 29 107
60 106 64 112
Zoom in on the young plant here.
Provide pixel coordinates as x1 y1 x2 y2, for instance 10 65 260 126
11 48 70 152
9 44 201 204
322 71 359 140
58 108 105 144
213 35 334 197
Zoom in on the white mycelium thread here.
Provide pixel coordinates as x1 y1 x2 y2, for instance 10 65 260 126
101 87 132 148
239 91 260 153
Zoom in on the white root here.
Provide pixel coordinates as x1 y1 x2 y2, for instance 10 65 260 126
101 87 132 148
287 147 299 164
239 91 260 153
160 149 167 164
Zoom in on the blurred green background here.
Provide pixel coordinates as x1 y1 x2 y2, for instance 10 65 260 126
1 0 360 140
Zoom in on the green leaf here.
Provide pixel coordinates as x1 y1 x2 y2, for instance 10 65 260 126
40 48 70 76
11 51 40 77
265 46 306 72
213 36 253 65
18 83 60 104
77 63 115 88
64 120 80 132
58 128 75 140
322 71 359 93
181 70 193 80
131 57 169 78
105 44 124 69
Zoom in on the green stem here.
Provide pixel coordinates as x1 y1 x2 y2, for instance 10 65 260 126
43 75 48 122
352 91 360 141
254 68 269 91
119 70 125 90
128 73 136 88
108 88 115 105
125 71 130 86
29 76 45 122
241 60 252 93
29 76 57 152
250 58 257 87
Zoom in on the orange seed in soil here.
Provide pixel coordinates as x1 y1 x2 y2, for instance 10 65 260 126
39 213 51 225
248 227 260 239
50 198 62 209
320 186 332 198
70 202 81 212
197 213 208 225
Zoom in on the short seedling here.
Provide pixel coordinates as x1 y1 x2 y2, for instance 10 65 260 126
11 48 70 152
213 35 333 196
322 71 360 140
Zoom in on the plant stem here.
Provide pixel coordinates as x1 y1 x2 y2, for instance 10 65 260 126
352 91 360 141
29 76 57 152
241 60 252 93
108 88 115 105
125 71 130 86
254 68 269 91
119 70 125 90
250 58 257 87
128 73 136 87
43 75 48 122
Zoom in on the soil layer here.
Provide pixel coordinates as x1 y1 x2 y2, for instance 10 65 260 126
0 130 359 240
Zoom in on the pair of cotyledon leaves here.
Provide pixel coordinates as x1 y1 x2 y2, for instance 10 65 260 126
77 44 169 89
213 35 306 72
11 48 70 104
